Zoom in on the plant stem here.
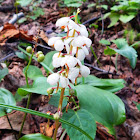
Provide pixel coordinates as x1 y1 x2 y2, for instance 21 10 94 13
90 46 100 65
60 129 67 140
18 52 34 139
115 54 118 72
58 88 65 112
5 112 18 140
53 88 65 140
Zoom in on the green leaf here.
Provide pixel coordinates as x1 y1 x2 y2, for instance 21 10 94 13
108 13 120 28
19 133 52 140
104 46 116 56
112 38 138 68
18 77 50 95
75 85 126 135
99 39 111 45
16 52 28 61
77 75 125 93
43 51 57 72
0 68 8 82
62 109 96 140
49 93 67 108
119 14 135 23
133 101 140 111
0 88 16 117
23 65 44 80
18 17 27 24
0 103 93 140
16 0 32 6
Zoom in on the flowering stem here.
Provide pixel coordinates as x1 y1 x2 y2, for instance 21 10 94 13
18 52 34 139
53 88 65 140
58 88 65 111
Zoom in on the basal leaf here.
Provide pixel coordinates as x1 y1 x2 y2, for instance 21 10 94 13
0 88 16 117
108 13 120 28
23 65 44 80
19 133 52 140
0 68 8 82
77 75 125 93
75 85 126 135
104 46 116 56
62 109 96 140
18 77 50 95
99 39 111 45
119 14 135 23
112 38 138 68
43 51 57 72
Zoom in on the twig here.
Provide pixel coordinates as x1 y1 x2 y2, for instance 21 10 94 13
5 112 18 140
85 63 119 75
0 5 21 12
82 16 101 25
0 12 24 31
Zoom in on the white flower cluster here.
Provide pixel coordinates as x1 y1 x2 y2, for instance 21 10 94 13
47 14 92 88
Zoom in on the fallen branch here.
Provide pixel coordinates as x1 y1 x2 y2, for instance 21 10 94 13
85 63 119 75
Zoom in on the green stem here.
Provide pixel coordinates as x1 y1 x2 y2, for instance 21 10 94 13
5 112 18 140
60 130 67 140
18 52 34 139
90 46 100 64
53 88 65 140
72 97 78 107
115 54 118 72
108 56 111 72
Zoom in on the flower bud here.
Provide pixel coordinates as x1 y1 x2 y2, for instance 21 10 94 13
26 46 32 53
47 87 54 95
53 112 60 120
37 54 45 62
37 51 43 56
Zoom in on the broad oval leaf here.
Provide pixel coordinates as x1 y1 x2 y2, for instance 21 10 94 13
77 75 125 93
23 65 44 80
19 133 52 140
18 77 50 95
0 88 16 117
43 51 57 72
112 38 138 68
75 85 126 135
0 68 8 82
62 109 96 140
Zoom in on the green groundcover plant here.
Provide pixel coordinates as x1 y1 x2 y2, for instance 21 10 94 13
0 9 126 140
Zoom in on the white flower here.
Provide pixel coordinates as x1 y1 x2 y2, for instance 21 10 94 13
52 53 62 68
66 56 77 68
72 47 85 61
54 40 64 51
68 67 79 83
56 17 70 28
47 73 60 85
60 76 69 88
72 36 92 48
77 24 88 37
61 55 77 68
48 37 61 46
80 65 90 77
68 29 78 37
82 46 89 55
83 36 92 47
72 36 85 47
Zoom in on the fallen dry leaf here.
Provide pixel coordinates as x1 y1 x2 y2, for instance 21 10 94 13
0 23 37 44
40 122 54 137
